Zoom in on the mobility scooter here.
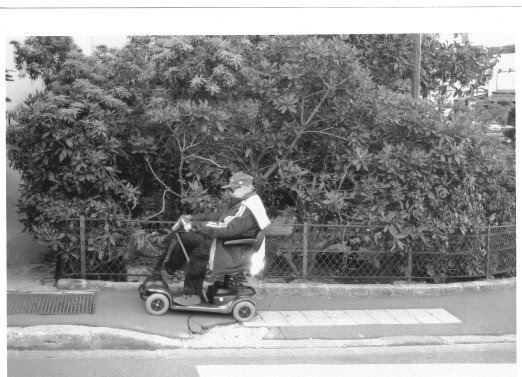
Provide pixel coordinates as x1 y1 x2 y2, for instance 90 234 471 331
139 224 263 322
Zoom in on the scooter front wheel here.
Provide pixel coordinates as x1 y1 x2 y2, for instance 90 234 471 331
145 293 170 315
232 301 256 322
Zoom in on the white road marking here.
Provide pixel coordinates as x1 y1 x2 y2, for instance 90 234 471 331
426 308 462 323
365 309 401 324
244 309 461 327
302 311 335 325
344 309 378 325
197 364 515 377
323 310 358 325
406 309 443 324
258 311 288 326
279 311 312 325
323 310 347 318
331 316 358 326
385 309 422 324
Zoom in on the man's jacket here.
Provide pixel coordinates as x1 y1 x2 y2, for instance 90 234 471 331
191 191 270 274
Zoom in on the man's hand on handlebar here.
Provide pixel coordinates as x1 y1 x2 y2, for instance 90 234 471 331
172 215 193 232
171 221 182 232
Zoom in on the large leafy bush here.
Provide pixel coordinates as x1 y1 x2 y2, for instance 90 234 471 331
8 37 140 267
7 35 515 275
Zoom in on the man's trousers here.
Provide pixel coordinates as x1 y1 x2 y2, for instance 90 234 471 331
160 232 213 296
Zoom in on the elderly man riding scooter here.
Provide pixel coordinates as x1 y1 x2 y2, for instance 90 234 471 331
160 172 271 306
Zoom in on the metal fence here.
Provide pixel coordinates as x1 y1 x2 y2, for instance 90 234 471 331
57 218 516 283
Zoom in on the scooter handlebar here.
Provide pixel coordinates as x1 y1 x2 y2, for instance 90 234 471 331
173 215 193 232
171 222 182 232
180 215 193 231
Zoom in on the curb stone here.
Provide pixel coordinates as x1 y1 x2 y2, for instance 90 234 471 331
233 334 517 350
56 277 516 297
7 325 182 351
7 324 516 351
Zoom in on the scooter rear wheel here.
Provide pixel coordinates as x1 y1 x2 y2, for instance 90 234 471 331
145 293 170 315
232 301 256 322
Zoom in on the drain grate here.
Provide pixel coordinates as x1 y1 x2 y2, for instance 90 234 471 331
7 293 96 315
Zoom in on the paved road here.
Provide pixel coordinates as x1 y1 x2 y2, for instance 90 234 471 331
7 345 517 377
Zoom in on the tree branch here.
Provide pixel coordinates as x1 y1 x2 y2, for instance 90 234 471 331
303 77 346 127
305 85 331 127
146 159 180 197
300 96 305 125
301 130 349 142
144 159 182 220
189 132 205 149
185 154 224 168
337 167 348 191
146 190 169 220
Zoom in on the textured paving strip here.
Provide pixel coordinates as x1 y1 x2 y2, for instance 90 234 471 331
244 309 461 327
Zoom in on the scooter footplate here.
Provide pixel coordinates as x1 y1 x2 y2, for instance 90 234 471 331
171 302 233 314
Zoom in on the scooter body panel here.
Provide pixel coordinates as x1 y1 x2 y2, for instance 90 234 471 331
139 275 256 315
169 297 256 314
139 276 172 301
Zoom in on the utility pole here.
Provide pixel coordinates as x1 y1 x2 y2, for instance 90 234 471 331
411 34 422 99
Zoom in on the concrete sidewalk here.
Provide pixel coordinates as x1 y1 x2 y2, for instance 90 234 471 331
6 271 517 351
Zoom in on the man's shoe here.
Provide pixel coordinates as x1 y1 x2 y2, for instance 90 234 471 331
160 269 176 282
173 294 201 306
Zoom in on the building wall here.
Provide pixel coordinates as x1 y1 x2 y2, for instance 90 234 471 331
5 37 44 115
488 53 515 94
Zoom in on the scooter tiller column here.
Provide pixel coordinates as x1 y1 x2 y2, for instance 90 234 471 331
175 232 191 262
175 231 210 303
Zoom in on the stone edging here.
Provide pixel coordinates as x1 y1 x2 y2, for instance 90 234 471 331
7 325 182 351
55 277 516 297
7 325 516 351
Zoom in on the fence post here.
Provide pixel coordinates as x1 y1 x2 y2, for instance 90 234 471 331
80 215 87 280
486 225 491 279
406 246 412 284
302 222 308 278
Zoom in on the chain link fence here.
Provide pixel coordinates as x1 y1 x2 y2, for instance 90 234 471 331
57 218 515 283
58 218 174 282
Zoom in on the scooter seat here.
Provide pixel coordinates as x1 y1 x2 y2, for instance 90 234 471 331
222 238 257 246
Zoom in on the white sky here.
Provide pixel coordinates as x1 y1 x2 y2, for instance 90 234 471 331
75 33 515 55
439 33 515 47
467 33 515 46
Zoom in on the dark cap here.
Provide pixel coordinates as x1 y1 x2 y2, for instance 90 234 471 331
222 172 254 189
